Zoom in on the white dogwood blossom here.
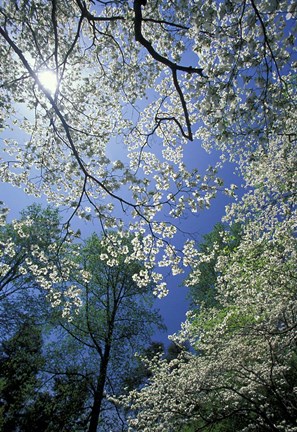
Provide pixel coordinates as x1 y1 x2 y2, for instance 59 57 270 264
0 205 83 317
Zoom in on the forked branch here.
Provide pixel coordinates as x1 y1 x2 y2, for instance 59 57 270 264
133 0 203 141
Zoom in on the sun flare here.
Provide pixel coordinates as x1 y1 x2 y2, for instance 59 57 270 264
38 70 58 94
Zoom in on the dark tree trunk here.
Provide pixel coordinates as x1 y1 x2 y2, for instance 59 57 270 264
87 345 111 432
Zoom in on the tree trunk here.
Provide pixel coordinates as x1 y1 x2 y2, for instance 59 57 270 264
87 345 111 432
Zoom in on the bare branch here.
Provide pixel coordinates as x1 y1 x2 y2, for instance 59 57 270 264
133 0 203 141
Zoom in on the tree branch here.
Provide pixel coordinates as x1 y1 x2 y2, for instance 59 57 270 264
133 0 204 141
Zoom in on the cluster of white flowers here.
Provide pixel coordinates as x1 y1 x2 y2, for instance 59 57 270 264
0 210 84 317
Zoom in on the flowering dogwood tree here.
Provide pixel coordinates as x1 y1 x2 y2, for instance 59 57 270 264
0 204 82 321
117 138 297 430
1 0 295 300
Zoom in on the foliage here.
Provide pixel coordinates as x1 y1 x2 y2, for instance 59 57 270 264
0 321 44 431
122 341 165 392
0 204 82 329
0 204 59 297
44 231 165 432
0 321 89 431
0 211 165 431
186 222 242 308
117 152 297 430
21 370 89 432
117 212 297 430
